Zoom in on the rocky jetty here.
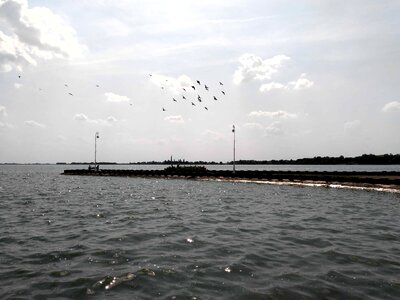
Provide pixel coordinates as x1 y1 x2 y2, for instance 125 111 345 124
63 167 400 189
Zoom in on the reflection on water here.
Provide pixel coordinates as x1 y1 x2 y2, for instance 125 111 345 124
0 165 399 299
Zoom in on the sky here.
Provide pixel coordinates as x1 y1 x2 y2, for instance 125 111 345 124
0 0 399 163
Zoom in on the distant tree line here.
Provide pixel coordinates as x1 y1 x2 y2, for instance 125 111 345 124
131 154 400 165
233 154 400 165
70 161 118 165
130 159 225 165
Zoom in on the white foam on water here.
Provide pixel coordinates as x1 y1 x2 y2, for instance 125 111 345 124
200 178 400 194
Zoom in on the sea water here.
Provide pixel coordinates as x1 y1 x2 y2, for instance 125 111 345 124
0 165 399 299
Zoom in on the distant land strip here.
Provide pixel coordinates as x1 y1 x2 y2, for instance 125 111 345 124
60 153 400 165
1 153 399 165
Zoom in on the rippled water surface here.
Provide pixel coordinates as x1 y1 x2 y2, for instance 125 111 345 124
0 165 399 299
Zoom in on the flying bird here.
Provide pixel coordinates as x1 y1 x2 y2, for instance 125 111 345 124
221 91 225 95
96 84 100 87
182 95 186 100
204 107 208 110
68 93 73 96
162 107 166 111
196 80 201 85
197 95 202 101
64 84 68 87
182 88 186 92
191 102 196 106
213 96 218 100
205 85 209 91
18 75 21 79
219 82 223 85
149 74 152 77
191 85 196 90
173 98 177 102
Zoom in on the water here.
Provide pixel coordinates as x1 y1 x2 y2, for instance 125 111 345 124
0 165 399 299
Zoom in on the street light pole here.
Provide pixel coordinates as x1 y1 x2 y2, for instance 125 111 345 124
232 125 236 174
95 132 99 164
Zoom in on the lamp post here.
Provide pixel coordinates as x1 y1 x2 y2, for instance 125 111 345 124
232 125 236 174
95 132 99 165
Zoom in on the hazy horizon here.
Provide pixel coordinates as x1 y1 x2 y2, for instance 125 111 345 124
1 0 400 163
1 153 399 165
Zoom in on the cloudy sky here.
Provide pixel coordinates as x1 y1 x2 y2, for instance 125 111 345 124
0 0 399 163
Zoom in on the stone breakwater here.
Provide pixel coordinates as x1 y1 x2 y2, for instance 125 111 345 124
63 169 400 190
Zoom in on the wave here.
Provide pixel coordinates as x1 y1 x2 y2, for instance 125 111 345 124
199 178 400 193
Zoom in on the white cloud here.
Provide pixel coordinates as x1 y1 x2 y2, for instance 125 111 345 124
0 105 7 117
344 120 361 131
73 113 98 124
150 73 194 94
231 53 314 93
107 115 118 123
233 53 290 84
164 115 185 123
259 82 286 92
73 113 89 122
249 110 297 119
0 121 13 128
24 120 45 128
0 30 37 70
382 101 400 113
0 0 86 72
265 121 284 136
73 113 119 125
259 74 314 92
289 73 314 90
246 111 298 136
104 92 130 103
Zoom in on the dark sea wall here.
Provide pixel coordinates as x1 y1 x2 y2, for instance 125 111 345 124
63 169 400 186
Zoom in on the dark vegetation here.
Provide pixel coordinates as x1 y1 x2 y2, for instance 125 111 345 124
131 160 222 165
131 154 400 165
70 162 118 165
234 154 400 165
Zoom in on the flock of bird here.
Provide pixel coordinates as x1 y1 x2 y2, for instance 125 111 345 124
149 74 226 112
16 73 226 114
17 74 102 98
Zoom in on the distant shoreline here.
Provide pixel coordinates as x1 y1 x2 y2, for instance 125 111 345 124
1 154 399 165
1 163 400 166
2 163 400 166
